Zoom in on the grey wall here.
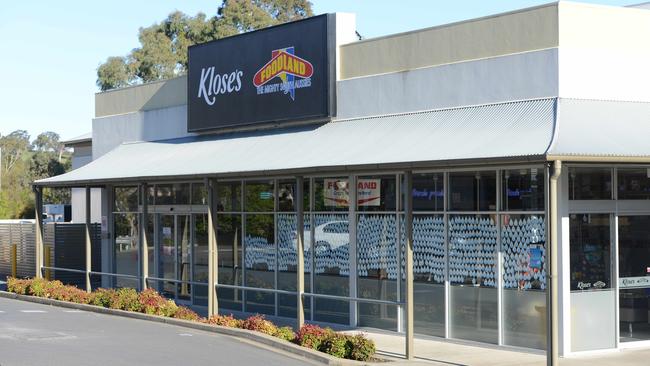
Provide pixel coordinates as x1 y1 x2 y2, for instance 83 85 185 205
336 48 558 119
92 105 193 159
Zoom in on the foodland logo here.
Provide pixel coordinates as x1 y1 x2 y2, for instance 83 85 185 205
253 46 313 101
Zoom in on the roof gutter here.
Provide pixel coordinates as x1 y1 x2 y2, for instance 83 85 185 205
546 155 650 163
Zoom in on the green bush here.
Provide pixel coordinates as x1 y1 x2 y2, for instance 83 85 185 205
274 326 296 342
345 334 376 361
112 288 142 312
28 278 64 298
318 333 349 358
89 288 117 307
296 324 334 350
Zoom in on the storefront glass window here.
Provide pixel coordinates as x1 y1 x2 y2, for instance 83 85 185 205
569 214 612 291
502 168 545 211
357 175 397 212
449 171 496 211
277 213 311 318
217 181 241 212
313 213 350 324
113 212 139 288
357 214 398 331
313 177 349 212
191 183 207 205
502 214 547 350
244 214 275 315
278 179 310 212
568 167 612 200
192 214 209 306
448 214 498 343
245 181 274 212
216 213 242 311
618 216 650 342
618 168 650 200
411 214 446 337
114 186 138 212
412 173 444 212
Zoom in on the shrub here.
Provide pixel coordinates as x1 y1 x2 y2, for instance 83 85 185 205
89 288 117 308
345 334 376 361
241 314 277 336
274 326 296 342
6 277 31 295
50 285 90 304
203 314 242 328
296 324 333 350
173 306 201 321
318 333 349 359
138 288 178 317
112 288 142 312
28 278 64 298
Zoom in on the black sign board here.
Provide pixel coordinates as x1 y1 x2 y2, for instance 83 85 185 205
187 14 334 133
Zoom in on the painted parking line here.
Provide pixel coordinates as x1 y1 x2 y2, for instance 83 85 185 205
20 310 47 313
0 310 5 313
63 310 84 313
178 333 193 337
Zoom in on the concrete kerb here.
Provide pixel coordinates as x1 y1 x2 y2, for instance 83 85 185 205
0 291 385 366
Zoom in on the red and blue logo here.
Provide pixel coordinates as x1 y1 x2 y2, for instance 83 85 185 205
253 47 313 101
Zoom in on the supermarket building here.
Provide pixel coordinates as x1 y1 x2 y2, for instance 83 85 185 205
36 1 650 358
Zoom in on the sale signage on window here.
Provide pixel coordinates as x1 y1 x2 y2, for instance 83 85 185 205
324 179 381 207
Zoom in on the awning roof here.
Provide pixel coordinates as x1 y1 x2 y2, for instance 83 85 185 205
547 99 650 158
37 98 556 186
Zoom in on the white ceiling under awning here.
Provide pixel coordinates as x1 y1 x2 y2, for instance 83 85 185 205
36 98 557 186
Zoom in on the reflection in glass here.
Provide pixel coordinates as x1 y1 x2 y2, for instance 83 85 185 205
357 175 397 212
411 215 445 337
313 213 349 324
448 214 498 344
192 183 207 205
449 171 496 211
502 168 545 211
277 213 311 318
115 186 138 212
357 214 398 330
177 215 191 301
618 168 650 200
502 214 547 350
217 181 241 212
158 215 175 296
569 214 611 291
569 167 612 200
618 216 650 342
245 181 274 212
412 173 444 212
244 214 275 314
113 213 139 288
217 214 242 311
193 214 209 306
314 177 349 212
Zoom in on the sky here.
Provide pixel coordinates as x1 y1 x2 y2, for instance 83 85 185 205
0 0 636 141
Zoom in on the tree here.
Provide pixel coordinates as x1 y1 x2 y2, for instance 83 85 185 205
96 0 313 91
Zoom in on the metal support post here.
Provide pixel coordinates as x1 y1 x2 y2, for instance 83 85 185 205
140 184 149 291
207 178 219 316
34 186 44 279
404 171 415 360
296 176 305 329
85 187 92 292
548 161 562 366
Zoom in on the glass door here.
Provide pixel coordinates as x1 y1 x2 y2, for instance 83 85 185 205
618 215 650 343
159 214 176 297
156 214 192 304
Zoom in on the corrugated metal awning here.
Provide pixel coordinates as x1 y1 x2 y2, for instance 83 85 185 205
547 99 650 158
36 98 556 186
